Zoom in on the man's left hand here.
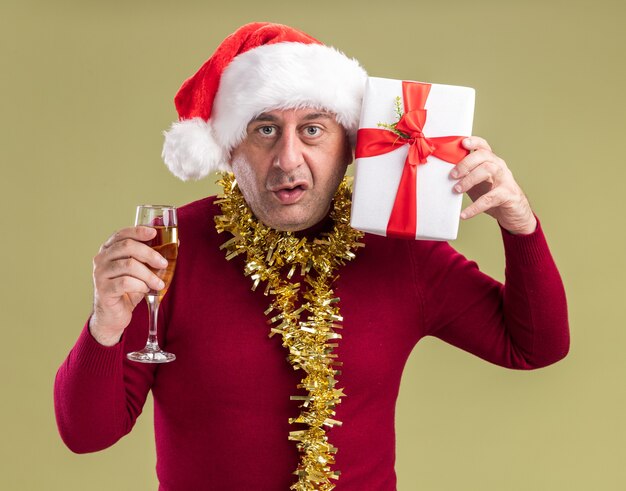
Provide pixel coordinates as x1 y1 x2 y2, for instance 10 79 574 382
450 136 537 235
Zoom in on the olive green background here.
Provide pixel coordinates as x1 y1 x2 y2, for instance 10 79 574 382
1 0 624 489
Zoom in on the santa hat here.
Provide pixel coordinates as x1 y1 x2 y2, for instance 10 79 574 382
162 22 368 181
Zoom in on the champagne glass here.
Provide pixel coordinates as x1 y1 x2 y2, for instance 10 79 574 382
127 205 178 363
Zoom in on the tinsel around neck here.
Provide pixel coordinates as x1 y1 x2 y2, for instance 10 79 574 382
214 173 364 291
214 172 364 490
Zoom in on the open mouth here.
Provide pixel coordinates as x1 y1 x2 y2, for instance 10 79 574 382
272 183 308 204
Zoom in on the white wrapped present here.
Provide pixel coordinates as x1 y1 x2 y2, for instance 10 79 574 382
351 77 475 240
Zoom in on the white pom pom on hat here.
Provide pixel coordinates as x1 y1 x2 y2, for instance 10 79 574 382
162 118 229 180
162 22 368 181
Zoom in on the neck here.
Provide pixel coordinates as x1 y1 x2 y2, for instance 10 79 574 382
292 210 333 238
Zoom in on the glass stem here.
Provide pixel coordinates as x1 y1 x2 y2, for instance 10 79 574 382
146 294 161 350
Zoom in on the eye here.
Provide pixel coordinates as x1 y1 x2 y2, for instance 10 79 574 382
304 126 321 137
258 126 276 136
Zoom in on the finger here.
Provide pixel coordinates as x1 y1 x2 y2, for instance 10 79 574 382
453 161 502 194
96 262 164 296
103 257 166 292
460 188 507 219
100 226 157 251
101 238 169 271
101 275 153 298
451 149 496 178
462 136 492 152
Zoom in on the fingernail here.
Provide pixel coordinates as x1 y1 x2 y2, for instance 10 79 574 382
450 169 459 178
460 211 467 219
158 280 165 289
463 137 471 146
159 257 168 267
454 184 462 193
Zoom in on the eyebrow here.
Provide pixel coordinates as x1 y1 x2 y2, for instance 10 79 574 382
252 113 279 123
302 112 334 121
250 111 335 124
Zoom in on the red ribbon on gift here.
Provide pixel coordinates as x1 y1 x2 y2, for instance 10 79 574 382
355 81 469 239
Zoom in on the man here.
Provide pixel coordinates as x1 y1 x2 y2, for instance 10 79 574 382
54 22 569 490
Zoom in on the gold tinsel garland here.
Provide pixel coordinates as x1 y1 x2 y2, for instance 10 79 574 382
214 173 364 490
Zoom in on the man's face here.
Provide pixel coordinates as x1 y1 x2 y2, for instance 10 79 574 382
230 108 352 232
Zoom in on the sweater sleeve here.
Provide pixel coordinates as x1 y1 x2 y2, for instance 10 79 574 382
54 304 157 453
416 215 569 369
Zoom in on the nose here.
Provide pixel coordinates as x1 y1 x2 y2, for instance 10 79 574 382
273 127 304 173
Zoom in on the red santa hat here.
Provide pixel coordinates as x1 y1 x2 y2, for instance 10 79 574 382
162 22 368 180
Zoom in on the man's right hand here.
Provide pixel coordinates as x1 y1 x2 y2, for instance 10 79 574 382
89 226 169 346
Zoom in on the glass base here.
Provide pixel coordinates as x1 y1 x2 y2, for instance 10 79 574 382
127 346 176 364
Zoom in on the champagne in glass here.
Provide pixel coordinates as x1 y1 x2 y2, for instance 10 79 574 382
145 225 178 298
127 205 178 363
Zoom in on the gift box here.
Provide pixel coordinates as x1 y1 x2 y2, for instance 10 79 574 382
351 77 475 240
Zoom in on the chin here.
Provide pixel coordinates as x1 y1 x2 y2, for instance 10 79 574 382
266 218 312 232
252 195 332 232
261 210 322 232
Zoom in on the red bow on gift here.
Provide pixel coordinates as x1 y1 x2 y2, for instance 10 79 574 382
355 81 469 239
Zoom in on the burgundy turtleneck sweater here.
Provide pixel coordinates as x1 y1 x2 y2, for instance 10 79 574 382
54 196 569 490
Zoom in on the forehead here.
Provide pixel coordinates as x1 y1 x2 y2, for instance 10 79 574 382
249 108 339 125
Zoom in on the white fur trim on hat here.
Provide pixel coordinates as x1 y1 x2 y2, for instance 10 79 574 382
213 42 367 151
